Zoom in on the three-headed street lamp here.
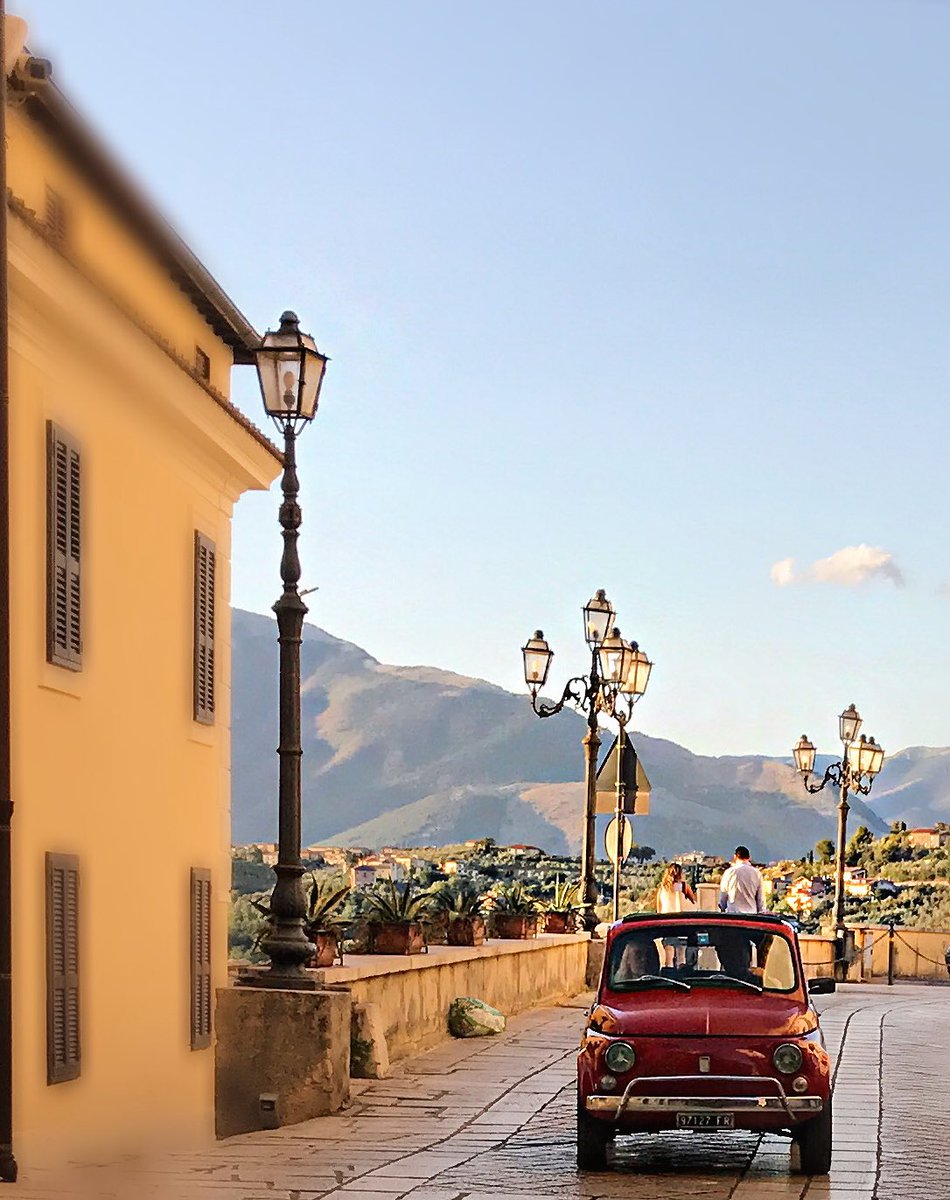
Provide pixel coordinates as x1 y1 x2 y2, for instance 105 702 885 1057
792 705 885 979
522 590 653 922
244 312 329 987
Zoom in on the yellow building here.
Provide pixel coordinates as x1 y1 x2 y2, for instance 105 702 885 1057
1 20 281 1170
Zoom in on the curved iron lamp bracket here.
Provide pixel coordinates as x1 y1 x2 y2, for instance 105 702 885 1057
531 676 591 719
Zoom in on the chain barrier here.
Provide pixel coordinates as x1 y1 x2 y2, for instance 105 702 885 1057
892 929 950 970
816 927 893 969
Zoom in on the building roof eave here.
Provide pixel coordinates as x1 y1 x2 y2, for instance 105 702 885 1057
11 73 261 363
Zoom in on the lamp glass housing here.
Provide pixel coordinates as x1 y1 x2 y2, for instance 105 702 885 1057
849 735 883 777
839 704 862 745
256 311 328 423
793 735 816 776
598 629 633 685
620 644 652 696
522 631 553 692
583 589 615 647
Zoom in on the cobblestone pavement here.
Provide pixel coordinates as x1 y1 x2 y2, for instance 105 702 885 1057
9 984 949 1199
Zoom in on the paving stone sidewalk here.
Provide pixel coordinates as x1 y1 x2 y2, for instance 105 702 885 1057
8 984 949 1199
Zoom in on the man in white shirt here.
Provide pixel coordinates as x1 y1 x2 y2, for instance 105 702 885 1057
718 846 765 914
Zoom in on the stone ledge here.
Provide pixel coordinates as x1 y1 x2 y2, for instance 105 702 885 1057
224 932 591 1064
311 931 590 984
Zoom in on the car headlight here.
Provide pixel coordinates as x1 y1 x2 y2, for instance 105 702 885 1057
773 1043 804 1074
604 1041 636 1073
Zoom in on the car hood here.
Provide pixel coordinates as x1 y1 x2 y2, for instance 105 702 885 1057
593 993 817 1038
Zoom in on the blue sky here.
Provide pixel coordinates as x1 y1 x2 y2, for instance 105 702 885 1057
19 1 950 757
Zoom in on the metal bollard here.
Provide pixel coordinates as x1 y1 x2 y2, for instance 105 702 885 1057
887 921 895 987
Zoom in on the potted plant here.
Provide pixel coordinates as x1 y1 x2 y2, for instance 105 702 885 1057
303 876 351 967
364 878 433 955
434 880 487 947
542 878 582 933
488 881 539 940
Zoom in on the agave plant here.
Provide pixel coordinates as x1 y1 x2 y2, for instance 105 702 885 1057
363 877 436 925
544 877 581 913
304 876 351 936
488 880 540 915
432 879 486 919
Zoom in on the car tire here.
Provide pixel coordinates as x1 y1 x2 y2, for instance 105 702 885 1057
576 1103 611 1170
795 1097 832 1175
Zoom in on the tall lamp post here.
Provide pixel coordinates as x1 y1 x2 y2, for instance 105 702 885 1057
246 311 328 986
521 591 652 923
792 705 885 980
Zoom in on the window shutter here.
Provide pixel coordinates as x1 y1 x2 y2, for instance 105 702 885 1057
46 422 82 670
46 853 80 1084
193 533 216 724
190 868 212 1050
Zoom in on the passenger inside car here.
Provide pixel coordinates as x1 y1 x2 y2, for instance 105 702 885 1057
614 936 661 981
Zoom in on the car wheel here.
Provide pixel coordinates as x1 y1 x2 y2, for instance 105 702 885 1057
576 1103 611 1170
794 1097 832 1175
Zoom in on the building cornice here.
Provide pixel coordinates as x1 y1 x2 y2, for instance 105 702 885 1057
7 188 281 464
10 75 262 365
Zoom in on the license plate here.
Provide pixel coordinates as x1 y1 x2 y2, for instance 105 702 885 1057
676 1112 735 1129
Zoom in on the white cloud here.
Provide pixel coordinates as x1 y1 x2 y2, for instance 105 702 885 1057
770 558 796 587
770 544 904 589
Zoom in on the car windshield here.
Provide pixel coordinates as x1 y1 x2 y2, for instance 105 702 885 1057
607 922 799 994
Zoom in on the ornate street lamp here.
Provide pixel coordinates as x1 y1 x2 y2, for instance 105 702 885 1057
521 591 653 923
793 705 885 980
245 312 328 986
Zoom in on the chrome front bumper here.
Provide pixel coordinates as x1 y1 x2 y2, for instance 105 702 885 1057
585 1075 823 1122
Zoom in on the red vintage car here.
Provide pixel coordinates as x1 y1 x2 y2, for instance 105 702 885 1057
577 912 835 1174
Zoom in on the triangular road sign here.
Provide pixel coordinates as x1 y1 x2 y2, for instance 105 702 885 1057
595 734 651 815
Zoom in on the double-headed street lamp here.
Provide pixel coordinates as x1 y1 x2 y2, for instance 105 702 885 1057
245 312 329 987
522 590 653 922
792 704 885 978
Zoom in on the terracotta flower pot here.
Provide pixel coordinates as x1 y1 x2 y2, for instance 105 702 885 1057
308 929 339 968
369 921 426 955
491 913 536 940
447 916 486 947
542 911 574 934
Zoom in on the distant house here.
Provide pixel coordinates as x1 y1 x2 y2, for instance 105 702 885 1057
442 859 460 876
390 854 426 875
907 828 950 850
508 844 543 859
674 852 727 870
303 845 349 868
350 857 406 890
843 868 870 898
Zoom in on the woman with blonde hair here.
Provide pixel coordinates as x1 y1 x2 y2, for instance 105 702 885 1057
656 862 696 913
656 863 696 966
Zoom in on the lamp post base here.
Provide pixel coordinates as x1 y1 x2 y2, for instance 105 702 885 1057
235 965 321 992
833 926 854 983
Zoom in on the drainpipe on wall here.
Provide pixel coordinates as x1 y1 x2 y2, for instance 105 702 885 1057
0 0 15 1183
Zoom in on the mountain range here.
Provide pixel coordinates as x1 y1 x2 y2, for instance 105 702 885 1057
230 609 949 860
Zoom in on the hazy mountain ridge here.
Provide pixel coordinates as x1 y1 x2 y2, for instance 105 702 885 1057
229 609 937 859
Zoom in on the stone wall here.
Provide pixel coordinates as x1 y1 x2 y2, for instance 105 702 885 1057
312 933 590 1063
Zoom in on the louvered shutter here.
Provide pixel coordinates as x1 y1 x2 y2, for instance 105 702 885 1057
190 868 212 1050
46 423 82 669
193 533 216 723
46 853 80 1084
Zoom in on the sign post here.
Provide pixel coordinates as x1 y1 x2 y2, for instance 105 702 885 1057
597 730 650 921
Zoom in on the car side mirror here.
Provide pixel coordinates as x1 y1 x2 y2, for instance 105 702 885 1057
807 977 836 995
